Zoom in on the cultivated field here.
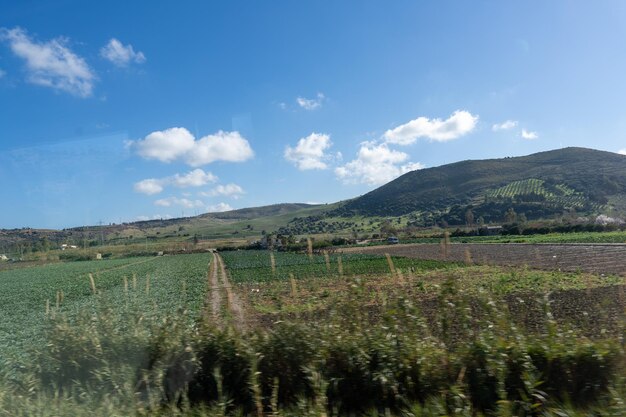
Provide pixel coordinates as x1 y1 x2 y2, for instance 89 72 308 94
0 248 624 416
343 243 626 275
0 253 210 366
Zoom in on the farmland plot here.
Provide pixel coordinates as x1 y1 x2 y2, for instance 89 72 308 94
0 253 209 366
343 243 626 275
220 250 455 284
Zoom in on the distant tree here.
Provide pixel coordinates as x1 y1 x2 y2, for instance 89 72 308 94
504 207 517 224
465 209 475 227
380 220 397 237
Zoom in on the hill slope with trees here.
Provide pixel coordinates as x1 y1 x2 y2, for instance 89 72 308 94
330 147 626 226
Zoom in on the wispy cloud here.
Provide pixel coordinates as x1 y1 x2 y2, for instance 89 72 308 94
136 214 173 221
618 149 626 156
521 129 538 140
154 197 205 208
492 120 518 131
335 142 423 185
296 92 325 110
100 38 145 67
206 202 233 213
200 183 245 199
0 27 95 97
134 169 218 195
0 68 5 78
132 127 254 166
284 133 336 170
383 110 478 145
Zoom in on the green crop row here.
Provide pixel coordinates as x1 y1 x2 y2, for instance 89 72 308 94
220 250 457 283
0 253 210 366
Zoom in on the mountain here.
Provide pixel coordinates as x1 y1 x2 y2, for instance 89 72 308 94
329 147 626 226
199 203 321 220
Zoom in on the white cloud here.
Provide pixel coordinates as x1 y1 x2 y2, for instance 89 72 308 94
335 142 424 185
154 197 205 209
1 27 95 97
284 133 333 170
186 131 254 166
202 183 245 199
383 110 478 145
207 202 233 213
134 127 196 163
134 169 217 195
521 129 538 140
0 69 5 78
171 169 218 188
132 127 254 166
492 120 518 131
100 38 145 67
296 92 324 110
134 178 164 195
617 149 626 156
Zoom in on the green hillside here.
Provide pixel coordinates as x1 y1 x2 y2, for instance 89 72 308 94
330 147 626 225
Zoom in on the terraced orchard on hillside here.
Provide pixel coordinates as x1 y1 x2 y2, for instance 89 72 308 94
485 178 590 207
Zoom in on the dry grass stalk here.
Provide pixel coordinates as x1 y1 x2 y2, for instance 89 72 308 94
270 251 276 275
55 291 60 309
290 273 298 297
385 253 396 275
464 248 473 265
123 275 128 294
132 273 137 290
45 299 50 316
324 250 331 272
440 231 450 259
396 268 405 285
338 256 344 277
145 275 150 295
89 273 97 294
307 237 313 260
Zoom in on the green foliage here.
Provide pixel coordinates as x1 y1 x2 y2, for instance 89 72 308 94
220 250 455 283
332 147 626 222
0 254 209 365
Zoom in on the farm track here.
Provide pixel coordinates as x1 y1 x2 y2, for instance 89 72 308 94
207 252 246 328
342 243 626 276
208 252 221 321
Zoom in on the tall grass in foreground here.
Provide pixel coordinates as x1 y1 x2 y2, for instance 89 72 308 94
0 278 624 416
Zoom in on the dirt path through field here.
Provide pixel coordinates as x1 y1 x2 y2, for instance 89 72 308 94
206 252 245 328
216 253 246 327
208 252 221 321
342 243 626 276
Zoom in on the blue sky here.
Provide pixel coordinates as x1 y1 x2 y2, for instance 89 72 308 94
1 1 626 229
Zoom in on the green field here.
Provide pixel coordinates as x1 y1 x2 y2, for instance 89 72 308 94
0 254 209 366
0 250 623 416
220 250 456 283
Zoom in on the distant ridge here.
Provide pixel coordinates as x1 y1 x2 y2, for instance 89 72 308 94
330 147 626 225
